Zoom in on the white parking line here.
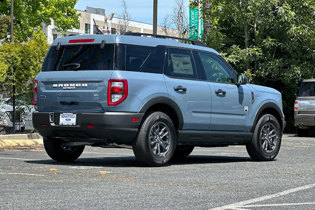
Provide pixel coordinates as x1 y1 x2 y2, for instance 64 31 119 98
210 183 315 210
245 202 315 207
0 173 45 177
69 166 104 170
0 157 38 161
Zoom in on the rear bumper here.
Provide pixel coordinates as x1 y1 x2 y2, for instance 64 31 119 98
294 112 315 129
33 112 144 144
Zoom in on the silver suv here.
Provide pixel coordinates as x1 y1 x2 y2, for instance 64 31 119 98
294 79 315 136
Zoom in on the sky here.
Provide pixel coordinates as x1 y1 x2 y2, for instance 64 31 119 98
74 0 190 26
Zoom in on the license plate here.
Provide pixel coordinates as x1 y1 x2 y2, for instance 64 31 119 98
59 113 76 126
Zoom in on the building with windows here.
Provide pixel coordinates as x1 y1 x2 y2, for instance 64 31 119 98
43 6 179 44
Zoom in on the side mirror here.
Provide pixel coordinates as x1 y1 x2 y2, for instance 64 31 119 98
237 74 248 86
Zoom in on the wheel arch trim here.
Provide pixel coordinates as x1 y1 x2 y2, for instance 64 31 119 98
139 96 184 130
251 102 285 132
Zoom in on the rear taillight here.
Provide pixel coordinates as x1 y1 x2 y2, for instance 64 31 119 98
33 80 38 105
108 79 128 106
294 100 299 111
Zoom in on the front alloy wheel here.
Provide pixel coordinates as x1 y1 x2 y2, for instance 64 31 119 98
260 122 278 154
246 114 281 161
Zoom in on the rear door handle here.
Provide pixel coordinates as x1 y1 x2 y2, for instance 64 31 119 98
174 86 187 92
215 89 226 96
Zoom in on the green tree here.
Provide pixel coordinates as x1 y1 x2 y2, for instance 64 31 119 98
190 0 315 130
0 0 79 41
0 0 79 102
0 15 9 39
0 30 49 103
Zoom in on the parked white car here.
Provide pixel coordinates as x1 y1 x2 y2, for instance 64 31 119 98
0 98 35 134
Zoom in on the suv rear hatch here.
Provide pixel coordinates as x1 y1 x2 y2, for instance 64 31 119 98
36 40 115 113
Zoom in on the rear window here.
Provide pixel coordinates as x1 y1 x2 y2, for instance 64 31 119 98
42 44 114 71
298 82 315 96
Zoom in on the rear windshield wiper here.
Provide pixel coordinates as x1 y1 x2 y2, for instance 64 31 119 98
62 63 81 70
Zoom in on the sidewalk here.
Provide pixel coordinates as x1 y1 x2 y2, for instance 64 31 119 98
0 133 43 149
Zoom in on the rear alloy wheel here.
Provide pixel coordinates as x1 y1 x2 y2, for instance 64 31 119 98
246 114 281 161
133 112 176 166
43 138 85 162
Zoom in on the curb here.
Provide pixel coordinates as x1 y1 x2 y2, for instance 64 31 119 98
0 133 43 149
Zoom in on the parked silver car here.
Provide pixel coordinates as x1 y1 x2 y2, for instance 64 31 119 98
294 79 315 136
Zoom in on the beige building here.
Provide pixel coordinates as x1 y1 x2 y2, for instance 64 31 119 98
43 6 179 44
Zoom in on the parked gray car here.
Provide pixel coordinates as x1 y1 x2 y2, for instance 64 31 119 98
294 79 315 136
33 33 285 166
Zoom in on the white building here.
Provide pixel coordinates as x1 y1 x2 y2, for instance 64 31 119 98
42 6 179 44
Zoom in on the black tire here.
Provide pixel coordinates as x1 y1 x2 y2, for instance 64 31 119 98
172 146 194 160
246 114 282 161
297 128 309 137
43 138 85 162
132 112 176 166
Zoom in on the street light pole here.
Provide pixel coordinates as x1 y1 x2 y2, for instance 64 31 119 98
153 0 158 35
10 0 15 134
10 0 13 42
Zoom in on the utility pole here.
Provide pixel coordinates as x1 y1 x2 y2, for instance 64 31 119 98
153 0 158 35
10 0 16 134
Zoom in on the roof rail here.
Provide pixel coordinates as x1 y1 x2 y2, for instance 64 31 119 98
123 32 207 47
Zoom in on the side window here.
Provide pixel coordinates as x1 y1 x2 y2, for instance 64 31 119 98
140 46 165 74
198 52 234 83
115 44 153 71
125 45 153 71
164 48 197 79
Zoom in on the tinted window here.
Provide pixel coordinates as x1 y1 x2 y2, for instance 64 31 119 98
116 44 154 71
140 46 165 74
198 52 234 83
298 82 315 96
42 44 114 71
164 48 197 79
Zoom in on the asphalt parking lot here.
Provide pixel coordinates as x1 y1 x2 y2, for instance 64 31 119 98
0 134 314 209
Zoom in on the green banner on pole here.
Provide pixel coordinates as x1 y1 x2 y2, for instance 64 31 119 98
189 7 203 40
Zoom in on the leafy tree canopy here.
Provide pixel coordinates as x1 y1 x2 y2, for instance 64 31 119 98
0 30 49 103
0 15 10 39
191 0 315 130
0 0 79 41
